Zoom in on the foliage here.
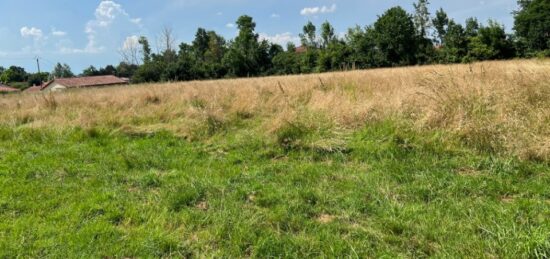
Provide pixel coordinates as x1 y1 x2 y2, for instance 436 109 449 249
372 7 418 66
115 62 139 78
0 66 27 84
514 0 550 52
27 72 49 87
432 8 449 45
52 63 74 78
82 65 117 77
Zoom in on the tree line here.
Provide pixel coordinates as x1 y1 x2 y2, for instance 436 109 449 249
1 0 548 88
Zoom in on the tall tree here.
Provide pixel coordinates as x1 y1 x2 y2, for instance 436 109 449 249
52 63 74 78
465 17 480 38
372 6 417 66
432 8 449 45
468 20 514 60
413 0 432 38
193 28 210 61
346 26 375 68
300 21 317 48
514 0 550 52
223 15 261 77
320 21 336 48
441 20 468 63
82 66 99 76
138 36 152 64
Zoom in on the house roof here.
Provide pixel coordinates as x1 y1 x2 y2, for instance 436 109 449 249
0 84 20 93
43 75 128 89
24 85 43 93
295 46 308 53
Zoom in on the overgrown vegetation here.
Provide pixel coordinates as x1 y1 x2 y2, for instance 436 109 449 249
0 59 549 256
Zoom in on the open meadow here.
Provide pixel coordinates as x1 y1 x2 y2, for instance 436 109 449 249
0 59 549 257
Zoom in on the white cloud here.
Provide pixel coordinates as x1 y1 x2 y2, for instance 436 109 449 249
121 35 140 51
62 1 142 54
226 23 235 28
51 28 67 37
259 32 300 46
271 13 280 18
300 4 337 16
20 27 43 39
93 1 132 27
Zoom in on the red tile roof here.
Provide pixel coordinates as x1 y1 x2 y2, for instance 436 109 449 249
0 84 20 93
24 85 43 93
44 75 128 89
295 46 308 53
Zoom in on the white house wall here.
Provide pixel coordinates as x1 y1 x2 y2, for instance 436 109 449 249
44 83 67 92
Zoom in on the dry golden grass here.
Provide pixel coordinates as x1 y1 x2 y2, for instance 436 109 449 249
1 59 549 160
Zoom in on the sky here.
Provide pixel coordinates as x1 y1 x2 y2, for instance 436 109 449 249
0 0 517 73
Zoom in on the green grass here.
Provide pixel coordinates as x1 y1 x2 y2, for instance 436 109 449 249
0 120 549 257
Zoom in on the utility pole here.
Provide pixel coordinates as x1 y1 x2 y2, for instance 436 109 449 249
36 57 41 74
36 57 42 86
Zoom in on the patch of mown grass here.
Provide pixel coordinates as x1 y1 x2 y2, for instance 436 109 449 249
0 120 548 257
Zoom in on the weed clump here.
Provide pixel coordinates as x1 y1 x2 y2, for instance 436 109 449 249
167 183 205 211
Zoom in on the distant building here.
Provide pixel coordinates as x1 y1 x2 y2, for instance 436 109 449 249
24 85 43 93
42 75 129 92
0 83 20 94
295 46 308 54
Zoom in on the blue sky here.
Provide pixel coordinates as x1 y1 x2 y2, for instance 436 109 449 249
0 0 517 73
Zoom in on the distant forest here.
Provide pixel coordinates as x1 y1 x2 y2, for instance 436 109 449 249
1 0 549 88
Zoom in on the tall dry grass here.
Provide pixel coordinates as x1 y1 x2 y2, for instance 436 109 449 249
0 59 549 160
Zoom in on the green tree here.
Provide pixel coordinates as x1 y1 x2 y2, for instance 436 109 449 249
440 20 468 63
0 66 28 83
133 61 164 83
287 42 297 53
116 62 138 78
413 0 431 38
465 17 480 38
345 26 377 68
513 0 550 52
100 65 118 76
467 20 514 61
223 15 261 77
320 21 336 48
52 63 74 78
372 7 417 66
82 66 99 76
300 21 318 48
318 39 351 72
163 43 201 81
432 8 449 45
413 0 435 64
138 36 152 64
193 29 227 78
193 28 210 61
272 51 301 75
27 72 49 86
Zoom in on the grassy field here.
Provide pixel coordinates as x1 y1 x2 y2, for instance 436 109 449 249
0 60 549 257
